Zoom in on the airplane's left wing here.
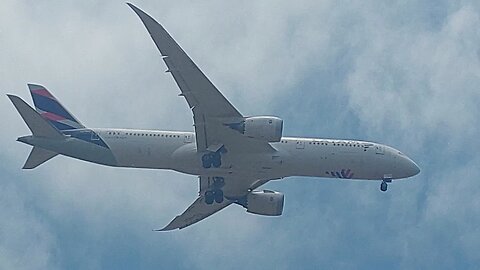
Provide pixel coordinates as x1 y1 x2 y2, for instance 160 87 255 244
157 193 232 231
157 174 266 231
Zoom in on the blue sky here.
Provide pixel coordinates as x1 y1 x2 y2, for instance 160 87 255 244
1 0 480 269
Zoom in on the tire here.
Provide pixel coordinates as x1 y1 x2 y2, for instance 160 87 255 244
380 182 388 192
212 157 221 168
205 191 214 204
214 190 224 203
202 154 211 168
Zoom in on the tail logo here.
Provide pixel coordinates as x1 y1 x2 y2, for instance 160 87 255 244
29 84 84 131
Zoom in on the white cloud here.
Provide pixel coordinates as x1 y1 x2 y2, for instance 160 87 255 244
0 182 58 270
345 4 480 148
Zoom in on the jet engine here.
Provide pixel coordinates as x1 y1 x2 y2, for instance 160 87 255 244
240 190 284 216
243 116 283 142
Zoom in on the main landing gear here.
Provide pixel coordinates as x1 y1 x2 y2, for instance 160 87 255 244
204 177 225 204
201 146 227 169
205 190 224 204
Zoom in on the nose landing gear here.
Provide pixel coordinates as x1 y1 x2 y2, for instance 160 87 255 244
380 175 392 192
380 181 388 192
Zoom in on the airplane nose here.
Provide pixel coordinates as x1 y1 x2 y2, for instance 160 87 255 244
402 156 420 177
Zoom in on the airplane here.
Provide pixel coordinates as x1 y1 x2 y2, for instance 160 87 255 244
7 3 420 231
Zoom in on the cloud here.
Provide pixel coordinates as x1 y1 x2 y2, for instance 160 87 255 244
345 3 480 147
0 177 58 270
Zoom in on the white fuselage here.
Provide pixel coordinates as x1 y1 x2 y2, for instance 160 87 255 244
92 128 419 182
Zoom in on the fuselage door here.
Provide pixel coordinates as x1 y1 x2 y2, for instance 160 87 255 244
296 140 305 149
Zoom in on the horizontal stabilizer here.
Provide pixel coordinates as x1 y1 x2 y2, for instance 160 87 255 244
7 95 63 138
23 147 58 169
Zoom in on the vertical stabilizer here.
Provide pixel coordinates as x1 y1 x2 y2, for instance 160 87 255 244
28 84 85 131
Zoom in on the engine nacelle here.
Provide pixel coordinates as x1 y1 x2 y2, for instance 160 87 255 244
243 116 283 142
243 190 284 216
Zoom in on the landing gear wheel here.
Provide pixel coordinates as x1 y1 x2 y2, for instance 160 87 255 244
213 177 225 189
214 190 224 203
205 190 214 204
380 181 388 192
212 154 221 168
202 154 212 168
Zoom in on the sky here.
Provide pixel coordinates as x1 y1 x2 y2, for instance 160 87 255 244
1 0 480 269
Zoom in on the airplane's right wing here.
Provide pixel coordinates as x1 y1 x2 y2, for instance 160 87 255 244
128 3 244 152
128 3 276 154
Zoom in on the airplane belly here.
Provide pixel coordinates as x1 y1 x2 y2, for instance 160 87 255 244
170 144 288 178
105 137 178 169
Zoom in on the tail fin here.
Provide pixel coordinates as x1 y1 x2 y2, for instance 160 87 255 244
23 147 58 169
8 95 63 138
28 84 85 131
8 94 61 169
